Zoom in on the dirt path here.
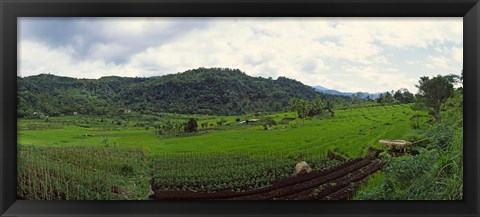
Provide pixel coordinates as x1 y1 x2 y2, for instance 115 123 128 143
149 158 382 200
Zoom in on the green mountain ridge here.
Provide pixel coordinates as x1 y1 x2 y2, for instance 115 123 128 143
17 67 350 117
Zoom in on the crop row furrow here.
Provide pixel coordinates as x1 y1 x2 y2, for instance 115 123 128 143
231 159 372 200
280 161 381 200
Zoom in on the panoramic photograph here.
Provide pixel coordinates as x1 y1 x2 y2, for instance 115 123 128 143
17 17 463 200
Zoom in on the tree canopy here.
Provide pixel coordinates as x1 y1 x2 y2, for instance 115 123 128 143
17 68 351 117
415 75 454 123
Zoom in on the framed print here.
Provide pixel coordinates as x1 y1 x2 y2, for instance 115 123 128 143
1 0 479 216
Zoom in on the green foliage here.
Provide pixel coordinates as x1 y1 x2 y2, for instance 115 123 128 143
17 69 463 200
184 118 198 133
324 100 335 117
217 118 227 126
120 164 136 176
262 118 277 129
355 148 440 200
279 117 295 124
415 75 454 123
100 137 109 146
409 113 430 130
151 152 344 193
18 104 422 159
18 144 345 199
442 89 463 128
377 91 395 105
264 118 276 126
17 103 435 200
393 88 415 103
287 97 327 119
427 124 454 150
377 88 416 105
17 145 150 200
355 86 463 200
352 172 384 199
17 68 350 117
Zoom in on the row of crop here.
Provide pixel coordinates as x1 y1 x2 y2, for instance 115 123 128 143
18 145 345 199
17 145 151 200
19 145 148 177
151 152 344 193
18 149 119 200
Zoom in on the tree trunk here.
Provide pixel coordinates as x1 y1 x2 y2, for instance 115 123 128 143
434 106 441 123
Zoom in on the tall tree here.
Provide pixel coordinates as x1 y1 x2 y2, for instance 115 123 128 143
384 92 394 103
394 88 415 103
415 75 454 123
324 100 335 117
376 93 384 105
393 90 404 103
401 89 415 103
309 97 323 117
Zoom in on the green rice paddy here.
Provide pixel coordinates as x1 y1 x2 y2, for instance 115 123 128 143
17 103 429 199
18 104 427 158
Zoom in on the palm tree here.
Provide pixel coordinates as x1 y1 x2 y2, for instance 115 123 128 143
287 98 303 126
324 100 334 117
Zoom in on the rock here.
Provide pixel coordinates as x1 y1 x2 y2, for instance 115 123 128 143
294 161 312 176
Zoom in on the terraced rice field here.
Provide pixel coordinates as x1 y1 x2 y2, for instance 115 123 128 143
17 104 428 200
18 104 426 158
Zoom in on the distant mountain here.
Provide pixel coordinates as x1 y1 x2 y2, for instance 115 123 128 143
313 85 381 100
17 68 352 117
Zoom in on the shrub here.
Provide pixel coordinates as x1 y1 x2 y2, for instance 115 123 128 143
184 118 198 133
120 164 135 176
279 117 295 124
428 123 453 150
216 118 227 126
262 118 277 130
356 149 439 200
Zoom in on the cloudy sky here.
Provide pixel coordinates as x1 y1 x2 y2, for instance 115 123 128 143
18 17 462 93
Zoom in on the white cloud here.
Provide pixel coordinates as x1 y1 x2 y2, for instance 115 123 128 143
425 50 463 73
19 40 144 78
362 18 462 48
428 56 451 69
343 65 418 92
18 17 463 93
452 47 463 64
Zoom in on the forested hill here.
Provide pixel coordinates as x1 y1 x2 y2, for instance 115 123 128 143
17 67 350 117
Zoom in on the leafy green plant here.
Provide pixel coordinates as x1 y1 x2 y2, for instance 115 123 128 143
427 123 453 150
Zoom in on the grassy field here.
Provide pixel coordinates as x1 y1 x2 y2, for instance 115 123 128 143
18 104 427 157
17 103 430 199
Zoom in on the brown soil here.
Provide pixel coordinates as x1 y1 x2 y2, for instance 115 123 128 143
388 149 419 157
149 158 382 200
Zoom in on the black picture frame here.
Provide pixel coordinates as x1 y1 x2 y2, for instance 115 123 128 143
1 0 479 216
